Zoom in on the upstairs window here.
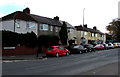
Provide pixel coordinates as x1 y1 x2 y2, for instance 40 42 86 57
15 20 20 28
50 26 53 31
95 34 97 37
91 33 94 37
55 27 58 32
40 24 48 31
26 22 36 29
85 32 87 36
68 29 73 33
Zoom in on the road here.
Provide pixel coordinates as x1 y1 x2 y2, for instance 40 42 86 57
2 48 119 75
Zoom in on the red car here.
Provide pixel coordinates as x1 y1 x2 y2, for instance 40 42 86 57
45 46 70 57
94 44 105 50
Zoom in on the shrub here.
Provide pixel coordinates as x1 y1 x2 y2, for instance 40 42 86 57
38 35 59 47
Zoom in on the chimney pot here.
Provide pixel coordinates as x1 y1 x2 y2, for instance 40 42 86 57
54 16 59 21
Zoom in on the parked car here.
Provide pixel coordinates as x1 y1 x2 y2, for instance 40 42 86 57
45 46 70 57
103 44 109 50
69 45 87 54
108 43 114 49
117 43 120 47
113 43 119 48
83 44 95 52
94 44 105 50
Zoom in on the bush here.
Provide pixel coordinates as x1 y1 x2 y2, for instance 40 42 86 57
38 35 59 47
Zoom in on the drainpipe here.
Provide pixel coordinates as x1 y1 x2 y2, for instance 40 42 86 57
13 12 17 32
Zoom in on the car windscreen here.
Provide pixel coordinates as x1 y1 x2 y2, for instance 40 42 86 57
79 45 84 49
73 46 79 49
105 44 108 46
88 44 93 47
48 47 54 49
95 45 100 47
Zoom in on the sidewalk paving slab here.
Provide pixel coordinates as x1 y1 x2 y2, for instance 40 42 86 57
2 54 46 60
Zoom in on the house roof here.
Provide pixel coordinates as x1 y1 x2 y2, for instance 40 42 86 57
29 14 62 26
2 11 36 22
1 11 62 26
75 26 104 34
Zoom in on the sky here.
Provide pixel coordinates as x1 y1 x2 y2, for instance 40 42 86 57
0 0 119 33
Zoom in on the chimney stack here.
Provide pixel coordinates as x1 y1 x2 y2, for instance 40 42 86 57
23 7 30 14
83 24 87 28
54 16 59 21
93 26 97 30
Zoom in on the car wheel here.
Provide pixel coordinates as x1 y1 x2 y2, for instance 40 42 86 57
66 52 69 56
80 51 82 54
55 53 59 57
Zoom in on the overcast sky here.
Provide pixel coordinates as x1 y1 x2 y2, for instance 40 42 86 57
0 0 119 33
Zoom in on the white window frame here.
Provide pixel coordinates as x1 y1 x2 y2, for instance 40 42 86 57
29 22 36 29
85 31 87 36
55 27 58 32
67 29 70 33
68 29 73 33
15 19 20 28
50 26 53 31
26 21 36 29
40 24 48 31
92 33 94 37
95 34 97 37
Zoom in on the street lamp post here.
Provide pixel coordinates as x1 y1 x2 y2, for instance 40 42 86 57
82 8 85 37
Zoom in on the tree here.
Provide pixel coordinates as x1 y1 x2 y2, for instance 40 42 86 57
106 18 120 42
38 35 59 47
59 21 68 45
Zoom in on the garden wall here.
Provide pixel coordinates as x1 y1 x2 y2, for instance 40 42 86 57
2 46 37 55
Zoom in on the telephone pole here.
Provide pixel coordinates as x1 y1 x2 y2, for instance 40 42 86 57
83 8 85 37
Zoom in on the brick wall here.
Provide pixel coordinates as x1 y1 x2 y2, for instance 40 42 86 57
2 46 37 55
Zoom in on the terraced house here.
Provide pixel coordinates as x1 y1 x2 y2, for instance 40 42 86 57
75 25 106 45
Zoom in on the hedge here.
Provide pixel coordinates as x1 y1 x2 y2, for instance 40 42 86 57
2 31 59 48
2 31 37 48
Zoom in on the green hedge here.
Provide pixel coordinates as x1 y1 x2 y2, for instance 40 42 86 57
2 31 59 48
2 31 37 47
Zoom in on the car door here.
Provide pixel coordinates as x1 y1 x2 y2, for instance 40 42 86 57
55 47 63 55
59 47 66 55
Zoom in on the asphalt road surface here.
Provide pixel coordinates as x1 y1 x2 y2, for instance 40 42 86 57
2 48 120 75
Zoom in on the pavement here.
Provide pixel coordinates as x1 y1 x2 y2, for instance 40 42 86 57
2 54 47 61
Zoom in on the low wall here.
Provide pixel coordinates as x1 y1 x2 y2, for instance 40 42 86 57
2 46 37 55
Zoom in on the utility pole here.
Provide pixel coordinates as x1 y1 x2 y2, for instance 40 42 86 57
82 8 85 37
